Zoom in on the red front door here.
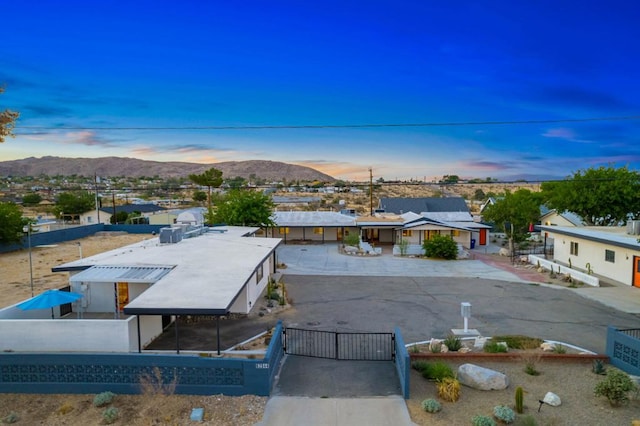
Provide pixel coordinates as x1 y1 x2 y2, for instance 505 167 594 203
479 229 487 245
634 256 640 288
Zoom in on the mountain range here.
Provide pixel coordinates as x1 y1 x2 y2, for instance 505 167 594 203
0 156 335 182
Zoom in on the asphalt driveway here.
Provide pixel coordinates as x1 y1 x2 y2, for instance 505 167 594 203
275 244 639 354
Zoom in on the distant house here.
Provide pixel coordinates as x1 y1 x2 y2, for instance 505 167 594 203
379 197 491 249
267 211 358 243
79 204 166 225
540 207 585 227
540 223 640 287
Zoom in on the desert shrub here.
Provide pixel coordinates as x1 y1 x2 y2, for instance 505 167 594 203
343 233 360 247
437 377 460 402
139 366 178 397
430 342 442 353
592 359 607 375
93 391 116 407
411 360 430 373
56 402 74 415
513 414 537 426
519 352 542 376
472 414 497 426
484 341 508 353
552 344 567 354
421 398 442 413
414 361 455 381
102 407 119 424
1 412 18 424
493 405 515 423
492 335 543 350
427 362 455 381
423 234 458 259
594 368 638 406
443 334 462 351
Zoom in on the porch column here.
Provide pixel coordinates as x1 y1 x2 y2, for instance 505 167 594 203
175 315 180 354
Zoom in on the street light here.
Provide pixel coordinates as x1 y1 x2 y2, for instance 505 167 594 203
23 224 34 297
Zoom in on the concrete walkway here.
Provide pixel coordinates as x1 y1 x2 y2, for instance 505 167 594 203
256 396 415 426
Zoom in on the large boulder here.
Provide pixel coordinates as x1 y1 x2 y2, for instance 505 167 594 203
457 363 509 390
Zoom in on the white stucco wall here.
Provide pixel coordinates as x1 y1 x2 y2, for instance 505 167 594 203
551 235 637 286
0 318 133 352
227 257 271 314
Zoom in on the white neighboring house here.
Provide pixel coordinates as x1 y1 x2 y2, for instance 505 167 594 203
540 208 586 227
540 222 640 287
0 226 281 353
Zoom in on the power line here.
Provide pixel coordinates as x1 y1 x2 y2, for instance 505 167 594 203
14 115 640 131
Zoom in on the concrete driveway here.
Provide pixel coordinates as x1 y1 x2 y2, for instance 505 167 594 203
277 244 524 281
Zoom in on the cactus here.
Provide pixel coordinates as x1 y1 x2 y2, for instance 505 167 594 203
515 386 524 414
93 391 116 407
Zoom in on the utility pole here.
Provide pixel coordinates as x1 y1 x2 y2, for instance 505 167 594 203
369 167 373 216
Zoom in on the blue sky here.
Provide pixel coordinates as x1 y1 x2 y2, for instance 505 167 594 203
1 1 639 181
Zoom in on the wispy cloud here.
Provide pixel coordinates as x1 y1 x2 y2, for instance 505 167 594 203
63 131 117 148
542 127 591 143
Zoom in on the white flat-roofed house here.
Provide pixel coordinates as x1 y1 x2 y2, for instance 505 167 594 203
0 226 281 353
541 223 640 287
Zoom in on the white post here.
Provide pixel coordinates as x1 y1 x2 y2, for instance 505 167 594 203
461 302 471 333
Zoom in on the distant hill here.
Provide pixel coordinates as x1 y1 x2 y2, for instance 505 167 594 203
0 156 335 182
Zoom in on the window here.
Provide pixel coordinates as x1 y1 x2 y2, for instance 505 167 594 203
256 264 263 284
451 230 460 237
605 249 615 263
313 227 323 235
279 227 289 234
402 230 413 237
570 242 579 256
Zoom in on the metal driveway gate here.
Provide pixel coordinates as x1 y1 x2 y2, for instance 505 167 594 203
283 328 394 361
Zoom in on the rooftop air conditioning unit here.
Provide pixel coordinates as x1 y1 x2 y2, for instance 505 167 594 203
626 220 640 235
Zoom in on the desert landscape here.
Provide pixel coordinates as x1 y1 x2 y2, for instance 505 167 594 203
2 232 639 425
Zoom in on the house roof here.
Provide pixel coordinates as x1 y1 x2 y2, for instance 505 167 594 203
99 204 166 214
540 225 640 251
54 226 282 315
378 197 469 215
540 209 585 226
272 211 356 227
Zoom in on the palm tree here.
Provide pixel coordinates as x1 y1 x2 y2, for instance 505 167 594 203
188 167 223 224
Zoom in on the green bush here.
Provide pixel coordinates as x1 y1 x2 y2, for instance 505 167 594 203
426 361 455 381
484 341 508 353
594 369 638 406
93 391 116 407
343 233 360 247
412 361 455 381
472 414 497 426
411 360 430 373
422 234 458 259
493 405 515 424
421 398 442 413
102 407 119 424
443 335 462 351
